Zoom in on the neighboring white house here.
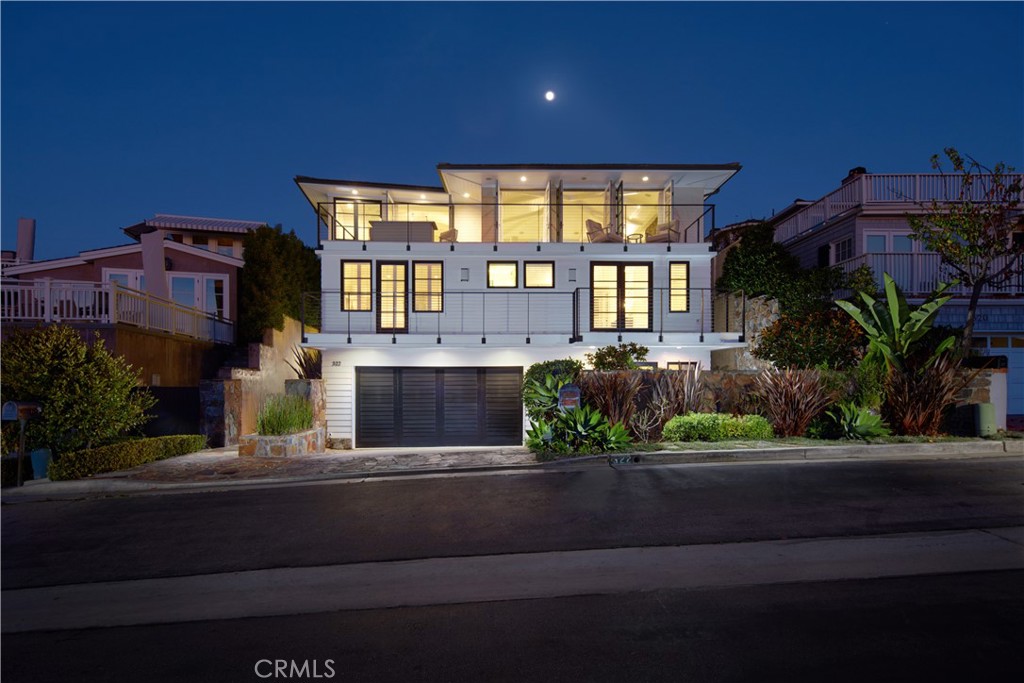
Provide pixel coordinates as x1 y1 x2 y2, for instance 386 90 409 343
296 162 746 447
770 167 1024 428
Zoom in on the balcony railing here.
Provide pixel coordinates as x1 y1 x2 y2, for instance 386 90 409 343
775 173 1024 244
833 253 1024 297
1 280 234 344
302 288 744 344
315 201 715 246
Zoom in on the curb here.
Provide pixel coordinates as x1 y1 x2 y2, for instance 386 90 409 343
1 440 1020 503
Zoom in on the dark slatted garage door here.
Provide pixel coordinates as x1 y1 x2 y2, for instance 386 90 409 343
356 367 523 447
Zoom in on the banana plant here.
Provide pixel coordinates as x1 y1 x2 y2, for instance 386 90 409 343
836 273 957 372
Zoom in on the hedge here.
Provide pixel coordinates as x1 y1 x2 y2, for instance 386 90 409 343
662 413 774 442
48 435 207 481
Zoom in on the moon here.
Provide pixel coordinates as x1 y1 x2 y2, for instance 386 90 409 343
545 90 555 102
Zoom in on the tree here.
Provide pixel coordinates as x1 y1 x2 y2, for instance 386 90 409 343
0 325 156 455
906 148 1023 348
238 224 321 343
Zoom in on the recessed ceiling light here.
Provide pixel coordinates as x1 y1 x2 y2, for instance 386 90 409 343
642 176 649 182
520 176 527 182
351 189 358 195
462 192 470 198
420 194 427 199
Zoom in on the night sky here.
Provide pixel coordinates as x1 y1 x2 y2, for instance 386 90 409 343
2 1 1022 261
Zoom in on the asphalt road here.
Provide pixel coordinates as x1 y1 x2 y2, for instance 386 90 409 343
3 457 1023 588
2 456 1023 682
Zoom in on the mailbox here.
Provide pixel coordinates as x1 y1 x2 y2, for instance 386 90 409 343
2 401 42 422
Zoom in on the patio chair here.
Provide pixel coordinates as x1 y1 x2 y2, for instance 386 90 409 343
586 219 624 243
438 228 458 243
645 219 680 243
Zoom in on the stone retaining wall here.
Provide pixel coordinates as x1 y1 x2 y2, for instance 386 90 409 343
238 426 326 457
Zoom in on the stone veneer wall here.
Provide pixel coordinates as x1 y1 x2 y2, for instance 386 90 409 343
711 294 778 371
238 427 326 457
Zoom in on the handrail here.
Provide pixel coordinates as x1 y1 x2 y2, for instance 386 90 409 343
833 253 1024 297
0 280 234 344
302 287 743 342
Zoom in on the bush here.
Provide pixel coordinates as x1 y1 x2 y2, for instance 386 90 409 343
756 367 834 437
257 395 313 436
577 370 644 427
0 325 155 455
882 354 970 436
523 358 583 395
662 413 774 442
753 310 866 370
48 435 207 481
585 343 649 370
526 405 631 459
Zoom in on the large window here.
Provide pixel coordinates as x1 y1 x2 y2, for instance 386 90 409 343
623 190 661 242
500 190 547 243
334 199 382 241
487 262 518 288
669 262 690 312
591 262 651 331
413 262 443 312
341 261 372 311
377 262 407 332
562 190 606 242
524 262 554 288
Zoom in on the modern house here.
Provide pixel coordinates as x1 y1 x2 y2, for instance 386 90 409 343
296 162 746 448
770 168 1024 426
2 214 263 385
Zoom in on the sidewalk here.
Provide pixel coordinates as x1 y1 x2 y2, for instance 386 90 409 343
2 439 1020 502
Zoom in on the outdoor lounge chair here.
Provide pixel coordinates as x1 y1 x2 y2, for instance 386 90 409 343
645 219 679 243
438 228 458 243
586 219 624 243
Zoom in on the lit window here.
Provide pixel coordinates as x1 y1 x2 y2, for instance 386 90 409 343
669 262 689 312
524 262 554 288
667 361 699 372
341 261 371 311
413 262 443 312
487 262 518 288
591 262 651 331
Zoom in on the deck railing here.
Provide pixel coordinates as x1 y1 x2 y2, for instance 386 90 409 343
775 173 1024 244
1 280 234 344
833 253 1024 297
316 201 715 246
302 287 743 344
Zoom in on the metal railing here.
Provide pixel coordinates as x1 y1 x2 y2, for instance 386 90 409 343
315 201 716 246
303 287 744 344
1 280 234 344
775 173 1024 244
833 253 1024 297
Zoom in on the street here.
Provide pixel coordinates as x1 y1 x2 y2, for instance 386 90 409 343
3 456 1023 681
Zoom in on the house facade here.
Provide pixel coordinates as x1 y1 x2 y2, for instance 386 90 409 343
297 162 746 448
770 168 1024 426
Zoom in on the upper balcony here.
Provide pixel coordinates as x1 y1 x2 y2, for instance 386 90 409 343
775 172 1024 244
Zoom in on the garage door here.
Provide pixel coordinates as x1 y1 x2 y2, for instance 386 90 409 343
356 367 523 447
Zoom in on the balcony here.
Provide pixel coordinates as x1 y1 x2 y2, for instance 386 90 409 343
314 201 716 246
775 173 1024 244
1 280 235 344
302 287 745 346
834 253 1024 297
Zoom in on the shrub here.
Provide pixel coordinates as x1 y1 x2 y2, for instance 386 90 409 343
585 343 649 370
716 222 801 300
257 395 313 436
287 346 322 380
523 373 571 422
0 325 155 455
526 405 631 459
755 367 834 437
48 435 207 481
882 354 971 436
577 370 644 427
662 413 774 442
523 358 584 394
753 310 866 370
827 402 891 440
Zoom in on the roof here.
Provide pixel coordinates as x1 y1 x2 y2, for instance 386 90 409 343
3 240 242 276
123 214 266 240
435 162 743 171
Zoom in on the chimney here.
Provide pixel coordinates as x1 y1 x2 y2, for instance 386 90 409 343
16 218 36 263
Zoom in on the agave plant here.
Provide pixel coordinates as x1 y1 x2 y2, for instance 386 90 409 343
835 273 957 373
826 402 890 441
755 367 834 437
523 374 571 422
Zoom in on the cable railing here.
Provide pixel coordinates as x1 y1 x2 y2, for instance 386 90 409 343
1 280 234 344
315 201 716 247
302 287 744 344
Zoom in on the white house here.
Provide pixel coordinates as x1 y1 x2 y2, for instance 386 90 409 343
296 163 746 448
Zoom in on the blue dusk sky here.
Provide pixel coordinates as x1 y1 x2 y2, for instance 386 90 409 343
2 1 1022 260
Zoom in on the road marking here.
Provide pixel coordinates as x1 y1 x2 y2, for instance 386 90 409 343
4 527 1023 633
